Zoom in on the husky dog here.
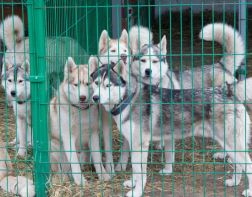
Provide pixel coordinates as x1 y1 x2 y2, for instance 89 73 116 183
50 57 112 185
131 23 245 90
0 140 35 197
1 60 32 157
91 60 252 197
97 26 154 171
0 15 88 98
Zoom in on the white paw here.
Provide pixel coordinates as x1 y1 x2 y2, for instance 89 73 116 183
17 148 26 157
73 174 86 186
123 179 136 188
19 183 35 197
98 173 111 182
159 166 173 175
242 189 252 197
213 152 226 160
225 179 236 187
126 189 142 197
115 164 127 172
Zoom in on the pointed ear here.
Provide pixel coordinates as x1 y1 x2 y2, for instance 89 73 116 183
113 60 128 81
120 29 128 45
3 59 12 71
88 56 99 74
158 35 167 55
99 30 110 54
64 57 76 78
21 60 30 73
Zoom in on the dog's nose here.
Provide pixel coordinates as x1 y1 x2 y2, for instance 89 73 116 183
80 95 87 102
145 69 152 77
93 95 100 103
120 53 127 61
10 91 16 97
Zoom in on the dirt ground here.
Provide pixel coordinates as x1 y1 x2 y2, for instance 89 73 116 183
0 8 252 197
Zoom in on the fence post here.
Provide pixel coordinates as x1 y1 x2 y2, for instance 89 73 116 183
27 0 49 196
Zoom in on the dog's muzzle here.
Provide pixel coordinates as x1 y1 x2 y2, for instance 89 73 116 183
93 95 100 103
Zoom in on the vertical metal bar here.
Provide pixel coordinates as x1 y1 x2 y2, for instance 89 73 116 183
27 0 49 196
112 0 121 37
237 0 247 80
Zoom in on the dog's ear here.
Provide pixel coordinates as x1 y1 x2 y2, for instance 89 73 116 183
120 29 128 45
113 60 128 81
21 60 30 73
99 30 110 54
158 35 167 55
2 59 12 71
64 57 77 77
88 56 98 74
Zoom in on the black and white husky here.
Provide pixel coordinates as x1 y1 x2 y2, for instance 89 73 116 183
91 60 252 197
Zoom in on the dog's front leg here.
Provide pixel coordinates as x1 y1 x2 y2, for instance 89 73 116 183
159 138 174 175
63 136 86 186
115 136 130 171
102 109 115 174
89 130 111 181
124 137 150 197
17 116 27 157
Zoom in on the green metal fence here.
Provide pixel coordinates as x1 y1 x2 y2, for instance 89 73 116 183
0 0 251 197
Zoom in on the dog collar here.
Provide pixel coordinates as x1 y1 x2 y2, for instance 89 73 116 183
71 103 92 110
110 91 135 116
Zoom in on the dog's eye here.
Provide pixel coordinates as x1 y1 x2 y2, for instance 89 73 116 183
141 59 146 63
73 83 78 87
18 80 23 83
95 81 99 85
152 60 158 64
86 82 90 86
124 49 127 52
8 79 12 83
111 49 116 53
106 84 112 88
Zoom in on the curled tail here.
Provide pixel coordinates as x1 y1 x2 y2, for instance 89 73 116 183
129 25 153 55
0 15 24 50
199 23 244 75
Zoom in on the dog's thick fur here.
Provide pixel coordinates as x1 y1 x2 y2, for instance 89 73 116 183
50 57 112 185
1 60 32 157
0 141 35 197
92 60 252 197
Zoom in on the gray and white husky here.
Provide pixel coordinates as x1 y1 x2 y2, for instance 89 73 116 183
49 57 112 185
91 60 252 197
1 60 31 157
131 23 245 89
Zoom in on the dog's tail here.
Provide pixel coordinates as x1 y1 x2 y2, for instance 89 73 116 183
199 23 244 75
227 78 252 103
0 15 24 50
129 25 153 55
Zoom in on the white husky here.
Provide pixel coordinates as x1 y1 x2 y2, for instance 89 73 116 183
1 60 32 157
50 57 112 185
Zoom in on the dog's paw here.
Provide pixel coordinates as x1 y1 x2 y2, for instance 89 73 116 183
73 174 86 186
98 173 111 182
19 184 35 197
225 179 238 187
115 164 127 172
213 152 226 160
242 189 252 197
126 189 142 197
159 166 173 175
9 138 18 146
123 179 136 188
17 148 26 157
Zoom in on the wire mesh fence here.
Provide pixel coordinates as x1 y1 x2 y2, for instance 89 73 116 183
0 0 252 197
